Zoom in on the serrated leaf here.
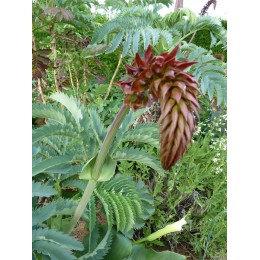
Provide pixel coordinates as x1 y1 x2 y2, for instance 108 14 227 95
122 32 132 57
113 148 165 175
107 31 124 53
141 29 151 49
88 109 106 144
214 84 223 106
32 103 66 124
208 80 215 100
32 155 75 176
79 229 112 260
121 129 159 148
32 124 79 144
32 228 84 251
61 179 87 191
132 30 140 54
32 181 57 197
200 76 208 95
50 93 83 128
33 240 76 260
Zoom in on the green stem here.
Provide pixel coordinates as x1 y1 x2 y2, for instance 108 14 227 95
66 179 97 234
66 104 130 233
92 104 130 181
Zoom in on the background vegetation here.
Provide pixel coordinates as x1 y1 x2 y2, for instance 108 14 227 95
32 0 227 259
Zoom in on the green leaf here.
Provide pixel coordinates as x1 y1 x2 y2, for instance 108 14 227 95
104 231 132 260
32 228 84 251
142 29 151 49
32 181 57 197
50 93 83 128
32 199 77 226
130 245 186 260
80 154 117 182
32 155 75 176
107 31 124 53
89 196 96 233
88 109 106 144
113 148 165 175
32 203 57 226
122 31 132 57
120 128 159 148
32 103 66 125
132 30 140 54
208 80 215 100
33 240 76 260
79 229 112 260
32 124 79 144
61 179 87 191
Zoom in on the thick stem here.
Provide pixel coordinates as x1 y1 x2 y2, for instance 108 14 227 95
66 179 97 234
66 104 130 233
91 104 130 181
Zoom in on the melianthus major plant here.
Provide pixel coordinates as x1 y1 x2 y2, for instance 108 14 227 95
32 44 201 259
67 44 200 232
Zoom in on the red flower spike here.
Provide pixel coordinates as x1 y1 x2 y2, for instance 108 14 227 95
115 45 200 170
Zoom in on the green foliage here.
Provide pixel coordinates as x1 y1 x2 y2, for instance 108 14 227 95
91 6 174 56
162 9 227 49
130 245 186 260
178 43 227 106
95 174 154 232
113 148 165 176
136 114 227 259
32 181 57 197
32 2 227 258
188 19 227 61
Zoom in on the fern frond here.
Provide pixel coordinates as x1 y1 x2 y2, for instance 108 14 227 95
113 148 165 175
32 181 57 197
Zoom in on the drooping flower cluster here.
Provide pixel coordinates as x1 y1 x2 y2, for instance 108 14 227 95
115 45 201 170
